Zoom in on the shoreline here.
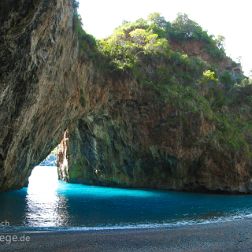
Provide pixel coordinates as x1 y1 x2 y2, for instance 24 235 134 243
1 219 252 251
0 214 250 233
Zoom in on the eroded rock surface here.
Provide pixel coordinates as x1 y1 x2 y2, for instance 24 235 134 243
0 0 81 190
58 76 252 193
1 0 252 194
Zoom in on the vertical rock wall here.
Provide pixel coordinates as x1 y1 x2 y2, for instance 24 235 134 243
1 0 252 194
0 0 81 190
58 76 252 193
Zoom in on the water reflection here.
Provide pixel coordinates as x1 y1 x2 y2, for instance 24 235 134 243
1 166 252 230
25 166 69 226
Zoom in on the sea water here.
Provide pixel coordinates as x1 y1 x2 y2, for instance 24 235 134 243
1 166 252 231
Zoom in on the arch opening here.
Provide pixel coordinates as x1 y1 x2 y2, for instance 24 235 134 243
28 149 58 191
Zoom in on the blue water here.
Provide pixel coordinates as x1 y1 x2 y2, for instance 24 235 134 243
1 166 252 231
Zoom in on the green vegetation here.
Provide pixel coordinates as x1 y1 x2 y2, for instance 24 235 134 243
98 20 170 70
211 113 250 152
72 0 97 59
235 76 252 87
167 13 225 60
202 70 218 84
98 12 227 71
72 4 252 156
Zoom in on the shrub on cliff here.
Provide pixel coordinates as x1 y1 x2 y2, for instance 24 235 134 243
220 71 235 88
96 14 252 157
98 21 170 70
72 0 98 59
98 13 228 85
167 13 225 60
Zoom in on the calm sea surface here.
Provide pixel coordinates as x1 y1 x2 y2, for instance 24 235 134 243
1 166 252 231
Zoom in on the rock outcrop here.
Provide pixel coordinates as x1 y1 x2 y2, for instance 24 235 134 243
58 75 252 193
0 0 118 191
1 0 252 194
57 13 252 193
0 0 81 190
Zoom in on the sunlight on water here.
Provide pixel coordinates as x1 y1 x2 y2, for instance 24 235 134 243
25 166 155 227
1 165 252 231
26 166 68 227
28 165 58 193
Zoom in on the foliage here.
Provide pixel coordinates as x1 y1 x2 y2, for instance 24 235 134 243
72 0 79 10
201 70 218 84
215 35 225 50
72 7 251 156
72 0 99 60
159 84 214 118
220 71 232 84
169 13 205 40
166 13 225 60
211 113 250 152
98 20 170 70
147 12 168 29
98 12 229 77
239 78 252 87
73 13 97 57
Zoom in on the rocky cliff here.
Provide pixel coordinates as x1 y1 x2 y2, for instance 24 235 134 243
0 0 81 190
58 74 252 193
1 1 252 193
57 12 252 193
0 0 119 191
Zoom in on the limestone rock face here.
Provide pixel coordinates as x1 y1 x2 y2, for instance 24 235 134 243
58 75 252 193
0 0 81 190
1 0 252 194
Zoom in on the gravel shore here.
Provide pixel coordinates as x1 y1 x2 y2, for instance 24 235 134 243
1 219 252 251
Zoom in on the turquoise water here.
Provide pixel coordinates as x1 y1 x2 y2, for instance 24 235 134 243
1 166 252 231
